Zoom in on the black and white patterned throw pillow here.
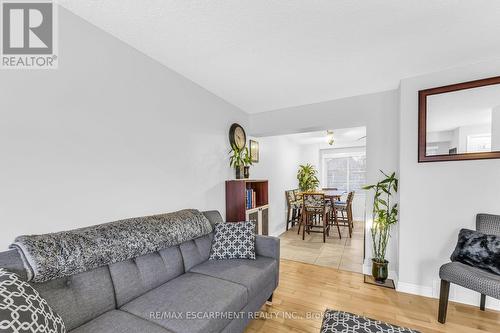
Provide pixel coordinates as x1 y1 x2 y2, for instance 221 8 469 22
209 221 256 260
0 269 66 333
321 309 420 333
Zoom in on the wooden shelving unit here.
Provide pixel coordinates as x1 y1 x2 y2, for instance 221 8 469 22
225 179 269 235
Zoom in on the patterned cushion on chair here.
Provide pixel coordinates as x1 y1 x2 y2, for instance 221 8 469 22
0 269 66 333
293 190 302 201
209 222 256 260
334 202 347 210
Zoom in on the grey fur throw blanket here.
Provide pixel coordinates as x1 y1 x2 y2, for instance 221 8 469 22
10 209 212 283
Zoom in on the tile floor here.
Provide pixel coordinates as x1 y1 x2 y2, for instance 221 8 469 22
278 220 365 273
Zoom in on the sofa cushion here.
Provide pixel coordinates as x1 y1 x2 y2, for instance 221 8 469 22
179 233 213 271
70 310 172 333
121 272 247 333
32 266 116 331
190 256 277 299
440 261 500 299
109 245 184 307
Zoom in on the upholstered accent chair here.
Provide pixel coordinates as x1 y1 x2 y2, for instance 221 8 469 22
438 214 500 324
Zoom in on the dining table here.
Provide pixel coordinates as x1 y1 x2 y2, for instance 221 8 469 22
298 190 346 201
322 190 346 201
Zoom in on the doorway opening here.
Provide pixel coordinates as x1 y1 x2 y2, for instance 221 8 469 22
251 126 367 274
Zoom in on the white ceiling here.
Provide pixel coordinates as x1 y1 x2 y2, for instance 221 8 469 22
59 1 500 113
427 84 500 132
284 126 366 147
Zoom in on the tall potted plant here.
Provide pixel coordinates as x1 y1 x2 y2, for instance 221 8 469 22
297 164 320 192
363 171 398 283
229 145 252 179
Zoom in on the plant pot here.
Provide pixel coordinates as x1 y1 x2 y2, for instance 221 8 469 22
371 259 389 283
235 167 243 179
243 166 250 179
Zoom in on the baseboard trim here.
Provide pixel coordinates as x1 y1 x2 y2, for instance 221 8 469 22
397 282 433 298
396 281 500 311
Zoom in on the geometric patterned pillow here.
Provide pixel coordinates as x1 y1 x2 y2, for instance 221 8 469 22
0 269 66 333
209 221 256 260
321 309 420 333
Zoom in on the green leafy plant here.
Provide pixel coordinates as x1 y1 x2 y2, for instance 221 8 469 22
297 164 320 192
229 145 252 168
363 171 398 263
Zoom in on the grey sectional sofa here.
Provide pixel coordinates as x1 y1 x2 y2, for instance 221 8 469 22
0 210 280 333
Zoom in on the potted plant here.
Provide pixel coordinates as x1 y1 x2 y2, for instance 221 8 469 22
242 148 253 179
363 171 398 283
297 164 320 192
229 145 252 179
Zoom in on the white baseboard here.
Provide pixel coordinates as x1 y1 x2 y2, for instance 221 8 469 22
397 282 433 298
396 280 500 311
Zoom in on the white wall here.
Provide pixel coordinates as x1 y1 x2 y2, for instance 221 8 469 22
0 8 248 249
249 90 400 276
398 59 500 310
249 136 302 236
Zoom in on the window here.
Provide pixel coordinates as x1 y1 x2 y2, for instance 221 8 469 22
322 152 366 192
466 134 491 153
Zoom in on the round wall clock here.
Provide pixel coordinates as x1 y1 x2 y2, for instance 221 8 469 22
229 123 246 149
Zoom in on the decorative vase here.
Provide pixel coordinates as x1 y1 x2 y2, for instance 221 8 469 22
243 166 250 179
235 167 243 179
371 259 389 283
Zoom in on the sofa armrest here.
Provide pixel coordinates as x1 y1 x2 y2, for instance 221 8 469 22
256 235 280 289
255 235 280 259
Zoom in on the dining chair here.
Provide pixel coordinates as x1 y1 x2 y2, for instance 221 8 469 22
298 193 330 242
293 189 302 202
285 190 301 231
333 191 354 237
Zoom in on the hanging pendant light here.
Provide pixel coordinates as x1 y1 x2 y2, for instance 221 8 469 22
326 130 334 145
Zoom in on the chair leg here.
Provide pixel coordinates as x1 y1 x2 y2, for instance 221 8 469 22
322 213 327 243
438 280 450 324
297 214 305 235
286 207 291 231
302 215 306 240
333 209 341 239
266 293 273 305
347 207 353 237
480 294 486 311
292 208 298 227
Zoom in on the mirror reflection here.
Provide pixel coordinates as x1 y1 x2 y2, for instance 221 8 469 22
426 84 500 156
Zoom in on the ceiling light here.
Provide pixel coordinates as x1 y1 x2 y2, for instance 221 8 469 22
326 130 334 145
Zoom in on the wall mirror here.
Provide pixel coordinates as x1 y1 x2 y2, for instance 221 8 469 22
419 76 500 162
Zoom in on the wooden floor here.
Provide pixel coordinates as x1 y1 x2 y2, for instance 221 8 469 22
245 259 500 333
280 221 364 273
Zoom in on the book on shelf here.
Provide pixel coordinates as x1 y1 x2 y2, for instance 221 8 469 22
245 188 257 210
